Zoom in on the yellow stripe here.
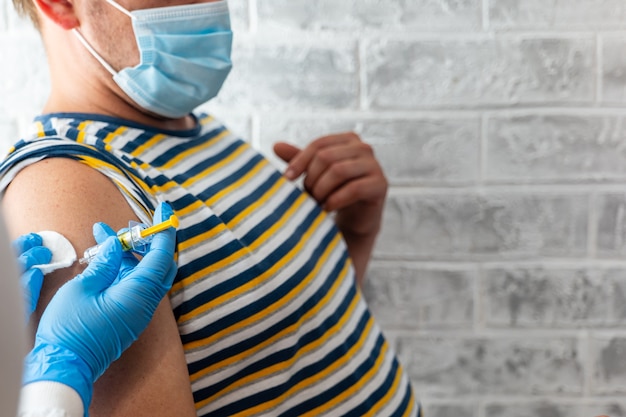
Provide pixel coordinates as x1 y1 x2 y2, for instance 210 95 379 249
203 159 269 207
161 129 230 170
130 133 166 157
199 114 215 126
177 222 227 253
172 193 308 295
103 126 127 143
188 234 345 382
35 121 46 138
180 141 249 188
75 121 92 144
226 176 286 229
402 391 417 417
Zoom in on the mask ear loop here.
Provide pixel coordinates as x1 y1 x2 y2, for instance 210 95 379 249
104 0 135 18
71 0 134 77
72 29 118 77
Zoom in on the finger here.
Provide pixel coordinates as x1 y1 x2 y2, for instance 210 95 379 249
20 268 44 319
12 233 42 255
78 236 123 290
93 222 138 277
302 142 369 194
92 221 116 243
273 142 301 165
153 201 174 224
310 159 374 204
282 133 358 181
17 246 52 272
323 175 387 212
108 228 177 306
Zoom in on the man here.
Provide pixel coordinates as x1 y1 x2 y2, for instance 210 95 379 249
1 0 419 415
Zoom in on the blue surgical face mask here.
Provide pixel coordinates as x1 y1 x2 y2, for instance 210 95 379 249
73 0 233 119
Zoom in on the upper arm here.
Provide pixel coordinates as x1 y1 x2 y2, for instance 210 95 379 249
2 158 196 417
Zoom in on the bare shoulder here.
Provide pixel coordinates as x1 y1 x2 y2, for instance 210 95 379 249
3 157 137 307
2 157 197 417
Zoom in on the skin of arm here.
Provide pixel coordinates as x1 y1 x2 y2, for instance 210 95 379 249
2 157 196 417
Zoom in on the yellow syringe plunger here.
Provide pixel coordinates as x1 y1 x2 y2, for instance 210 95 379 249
139 215 179 239
79 215 179 264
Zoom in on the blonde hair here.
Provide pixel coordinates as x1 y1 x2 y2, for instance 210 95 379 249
13 0 39 28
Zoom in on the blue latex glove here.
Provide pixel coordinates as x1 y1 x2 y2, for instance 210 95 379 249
13 233 52 321
22 202 178 413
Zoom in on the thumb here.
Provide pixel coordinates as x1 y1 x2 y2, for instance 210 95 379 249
273 142 301 164
78 236 122 291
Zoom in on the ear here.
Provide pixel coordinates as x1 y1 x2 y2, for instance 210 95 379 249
33 0 79 30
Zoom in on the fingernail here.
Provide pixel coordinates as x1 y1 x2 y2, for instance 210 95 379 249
284 168 296 180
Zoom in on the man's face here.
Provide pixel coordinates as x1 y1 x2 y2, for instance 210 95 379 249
78 0 220 72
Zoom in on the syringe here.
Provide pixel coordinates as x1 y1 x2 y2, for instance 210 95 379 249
79 215 179 264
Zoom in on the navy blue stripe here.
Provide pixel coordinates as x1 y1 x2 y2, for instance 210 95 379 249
174 203 319 320
239 188 304 245
176 215 224 245
184 231 346 375
389 380 418 417
150 125 228 168
196 288 369 416
194 153 265 203
217 170 282 224
118 130 164 154
166 139 242 184
340 346 401 417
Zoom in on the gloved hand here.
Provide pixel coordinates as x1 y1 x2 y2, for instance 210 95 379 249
22 202 178 412
13 233 52 321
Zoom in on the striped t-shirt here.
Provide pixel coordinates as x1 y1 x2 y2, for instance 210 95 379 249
0 112 420 417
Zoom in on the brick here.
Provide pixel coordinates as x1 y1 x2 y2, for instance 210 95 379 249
485 267 611 328
256 0 481 32
363 263 475 329
211 38 359 111
596 193 626 257
257 117 481 185
0 35 48 119
591 338 626 394
365 37 595 109
602 36 626 104
390 335 584 396
422 403 476 417
489 0 626 29
376 192 588 260
485 401 626 417
487 114 626 182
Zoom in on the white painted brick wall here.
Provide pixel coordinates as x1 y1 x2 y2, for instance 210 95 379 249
4 0 626 416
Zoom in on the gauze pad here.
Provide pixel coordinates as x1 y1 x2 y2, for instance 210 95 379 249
34 231 77 275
